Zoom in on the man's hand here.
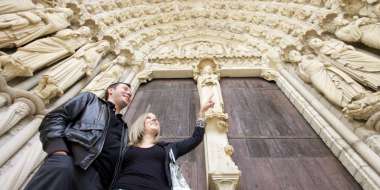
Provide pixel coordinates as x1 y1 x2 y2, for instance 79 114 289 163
199 94 215 119
52 151 68 156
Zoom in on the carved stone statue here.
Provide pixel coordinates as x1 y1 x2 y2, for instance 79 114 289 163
194 58 224 114
193 58 241 185
82 49 131 97
341 0 365 15
283 46 302 64
308 37 380 90
0 26 91 79
334 17 367 42
359 23 380 50
0 0 36 14
344 92 380 132
297 55 367 107
335 17 380 50
0 98 33 136
33 40 111 103
0 8 73 49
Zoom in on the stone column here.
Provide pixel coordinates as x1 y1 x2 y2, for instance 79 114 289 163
193 58 240 190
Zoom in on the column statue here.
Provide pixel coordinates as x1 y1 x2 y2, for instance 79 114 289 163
0 8 73 49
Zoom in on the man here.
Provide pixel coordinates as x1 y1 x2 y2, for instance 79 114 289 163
25 82 132 190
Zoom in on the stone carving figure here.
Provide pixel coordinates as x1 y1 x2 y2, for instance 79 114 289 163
335 17 367 42
82 49 132 97
324 0 342 10
344 91 380 132
283 46 302 64
0 8 73 49
0 26 92 79
0 0 36 15
341 0 365 15
335 17 380 50
33 40 111 103
297 55 367 107
308 37 380 90
0 98 33 136
195 59 224 114
359 22 380 50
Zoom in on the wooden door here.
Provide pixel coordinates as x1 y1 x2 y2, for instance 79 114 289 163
124 79 206 190
221 78 362 190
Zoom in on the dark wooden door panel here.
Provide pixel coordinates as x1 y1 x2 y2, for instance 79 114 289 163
222 78 361 190
124 79 206 190
222 83 317 138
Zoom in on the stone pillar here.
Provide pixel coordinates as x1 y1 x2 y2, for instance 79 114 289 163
193 58 240 190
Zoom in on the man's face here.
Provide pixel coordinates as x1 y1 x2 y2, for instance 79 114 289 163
109 84 132 108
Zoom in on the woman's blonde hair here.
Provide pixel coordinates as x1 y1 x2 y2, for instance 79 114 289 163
128 112 160 146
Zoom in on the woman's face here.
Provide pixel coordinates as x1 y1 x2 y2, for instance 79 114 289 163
144 113 160 136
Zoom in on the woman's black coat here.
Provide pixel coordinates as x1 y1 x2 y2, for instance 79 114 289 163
157 119 205 188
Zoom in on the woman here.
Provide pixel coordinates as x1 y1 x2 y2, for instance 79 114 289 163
112 99 214 190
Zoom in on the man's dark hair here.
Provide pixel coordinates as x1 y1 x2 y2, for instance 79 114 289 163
104 82 131 100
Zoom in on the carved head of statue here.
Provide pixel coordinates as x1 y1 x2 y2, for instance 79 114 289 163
284 49 302 64
194 58 220 81
335 24 362 42
78 26 92 37
116 48 133 65
198 59 216 75
97 40 111 52
201 64 214 76
297 55 322 83
308 38 323 50
84 18 100 35
263 48 282 68
341 0 364 15
0 53 16 75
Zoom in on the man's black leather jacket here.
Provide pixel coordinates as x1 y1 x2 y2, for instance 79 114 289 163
39 92 128 171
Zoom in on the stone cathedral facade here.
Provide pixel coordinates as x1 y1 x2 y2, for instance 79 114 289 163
0 0 380 189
